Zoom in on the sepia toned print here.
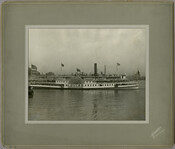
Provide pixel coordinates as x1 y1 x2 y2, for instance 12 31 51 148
27 26 148 122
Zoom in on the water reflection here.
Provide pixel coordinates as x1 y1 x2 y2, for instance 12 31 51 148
92 98 98 120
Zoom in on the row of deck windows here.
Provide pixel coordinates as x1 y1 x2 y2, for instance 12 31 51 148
104 84 114 86
65 84 115 87
57 81 115 87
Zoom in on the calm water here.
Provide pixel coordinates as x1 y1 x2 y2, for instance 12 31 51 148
28 81 145 121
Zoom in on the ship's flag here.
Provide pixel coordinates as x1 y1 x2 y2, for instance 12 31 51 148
61 63 64 67
76 68 81 72
117 63 120 66
31 64 37 70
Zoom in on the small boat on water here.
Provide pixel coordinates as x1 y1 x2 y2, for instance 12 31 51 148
28 86 34 98
30 76 139 90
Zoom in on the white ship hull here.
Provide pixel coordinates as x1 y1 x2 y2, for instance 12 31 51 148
30 82 139 90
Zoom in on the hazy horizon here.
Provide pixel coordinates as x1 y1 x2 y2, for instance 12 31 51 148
29 28 147 76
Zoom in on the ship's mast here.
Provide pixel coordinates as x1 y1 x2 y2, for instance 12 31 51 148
104 65 106 76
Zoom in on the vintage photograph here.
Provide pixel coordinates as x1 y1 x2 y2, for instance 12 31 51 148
27 26 148 122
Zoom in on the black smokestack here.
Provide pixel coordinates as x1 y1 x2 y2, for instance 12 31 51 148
94 63 97 76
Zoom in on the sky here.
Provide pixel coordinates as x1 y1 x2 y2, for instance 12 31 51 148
29 28 147 76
